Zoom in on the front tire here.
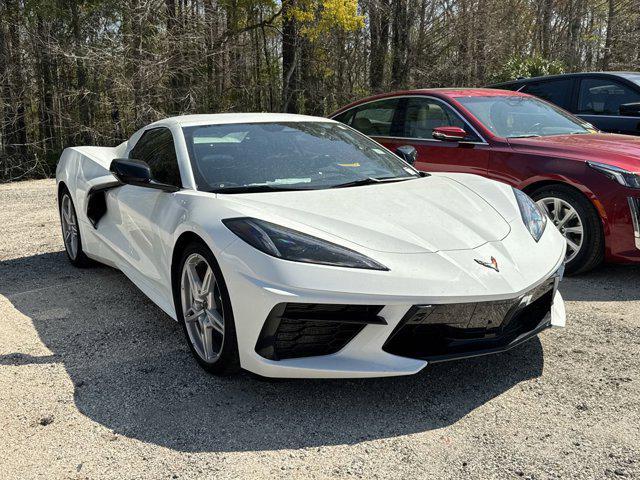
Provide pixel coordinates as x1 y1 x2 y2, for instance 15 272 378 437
530 185 604 275
174 241 240 375
58 188 94 267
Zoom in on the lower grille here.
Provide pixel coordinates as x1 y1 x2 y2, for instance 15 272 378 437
383 278 556 362
256 303 384 360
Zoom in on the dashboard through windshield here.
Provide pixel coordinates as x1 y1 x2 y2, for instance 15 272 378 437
183 121 419 193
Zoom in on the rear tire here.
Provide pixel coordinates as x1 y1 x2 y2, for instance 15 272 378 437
173 241 240 375
529 184 604 275
58 187 94 268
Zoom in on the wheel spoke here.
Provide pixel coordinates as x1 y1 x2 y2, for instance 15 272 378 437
206 309 224 335
186 262 203 297
200 323 214 361
556 209 576 229
566 237 580 252
184 306 203 323
552 199 561 221
563 226 582 235
538 201 552 218
201 266 213 296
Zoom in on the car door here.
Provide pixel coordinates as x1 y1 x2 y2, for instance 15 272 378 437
575 77 640 135
390 96 489 175
99 127 183 301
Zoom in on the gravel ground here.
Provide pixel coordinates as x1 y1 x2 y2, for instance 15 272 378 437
1 179 639 480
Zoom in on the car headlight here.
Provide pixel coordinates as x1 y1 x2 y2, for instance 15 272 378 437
222 217 389 270
513 188 547 242
588 161 640 189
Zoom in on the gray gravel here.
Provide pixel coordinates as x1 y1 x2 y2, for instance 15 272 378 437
1 179 639 480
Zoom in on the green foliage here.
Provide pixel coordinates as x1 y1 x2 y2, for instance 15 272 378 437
493 55 566 83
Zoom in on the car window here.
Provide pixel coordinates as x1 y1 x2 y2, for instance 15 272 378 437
130 128 181 187
457 95 591 138
182 122 418 192
522 79 573 110
577 78 640 115
347 98 401 136
402 97 479 141
332 109 355 125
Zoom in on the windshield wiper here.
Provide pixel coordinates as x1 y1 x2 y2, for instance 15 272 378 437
509 134 541 138
331 176 418 189
207 184 308 194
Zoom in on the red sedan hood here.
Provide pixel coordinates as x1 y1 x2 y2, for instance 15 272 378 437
508 133 640 172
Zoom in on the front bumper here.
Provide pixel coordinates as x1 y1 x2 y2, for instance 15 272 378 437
219 233 566 378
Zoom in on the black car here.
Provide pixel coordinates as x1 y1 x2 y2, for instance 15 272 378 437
489 72 640 135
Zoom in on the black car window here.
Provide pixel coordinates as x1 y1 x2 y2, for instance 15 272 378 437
129 128 181 187
577 78 640 115
402 97 480 141
522 79 573 110
348 98 401 136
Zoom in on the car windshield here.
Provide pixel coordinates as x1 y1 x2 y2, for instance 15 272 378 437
456 95 593 138
182 121 419 193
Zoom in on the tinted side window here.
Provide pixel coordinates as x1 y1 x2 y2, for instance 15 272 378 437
402 97 480 141
332 109 355 125
577 78 640 115
349 98 401 136
522 79 573 110
130 128 181 187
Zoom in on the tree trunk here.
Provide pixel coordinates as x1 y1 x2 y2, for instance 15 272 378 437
602 0 616 69
281 0 298 113
540 0 553 57
70 0 91 145
369 0 390 92
390 0 410 89
35 15 56 157
4 0 28 163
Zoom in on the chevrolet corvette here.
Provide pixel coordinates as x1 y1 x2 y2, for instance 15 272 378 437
56 113 566 378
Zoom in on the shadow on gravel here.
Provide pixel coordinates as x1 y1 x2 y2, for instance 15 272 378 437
560 264 640 302
1 252 546 453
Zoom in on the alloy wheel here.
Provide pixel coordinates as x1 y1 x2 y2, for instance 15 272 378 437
61 194 79 260
180 253 225 363
536 196 584 263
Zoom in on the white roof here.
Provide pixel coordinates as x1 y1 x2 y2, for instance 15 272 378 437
150 112 335 128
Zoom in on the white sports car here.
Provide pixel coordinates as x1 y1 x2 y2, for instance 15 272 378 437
56 113 566 378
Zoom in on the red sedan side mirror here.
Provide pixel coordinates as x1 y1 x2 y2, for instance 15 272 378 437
432 126 467 142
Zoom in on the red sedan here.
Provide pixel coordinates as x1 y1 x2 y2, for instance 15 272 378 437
331 88 640 274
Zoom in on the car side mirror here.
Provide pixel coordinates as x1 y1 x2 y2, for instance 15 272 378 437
395 145 417 165
432 126 467 142
110 158 179 192
620 102 640 116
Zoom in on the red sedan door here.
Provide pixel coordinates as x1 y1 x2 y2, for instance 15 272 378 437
335 95 490 176
380 96 490 175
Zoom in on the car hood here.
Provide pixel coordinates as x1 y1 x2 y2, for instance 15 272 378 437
508 133 640 171
219 175 513 254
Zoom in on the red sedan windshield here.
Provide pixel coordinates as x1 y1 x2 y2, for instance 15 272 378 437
457 95 593 138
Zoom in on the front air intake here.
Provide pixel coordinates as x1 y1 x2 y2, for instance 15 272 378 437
382 278 556 362
255 303 385 360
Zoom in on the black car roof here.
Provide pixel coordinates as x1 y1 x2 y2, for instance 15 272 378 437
489 71 640 87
